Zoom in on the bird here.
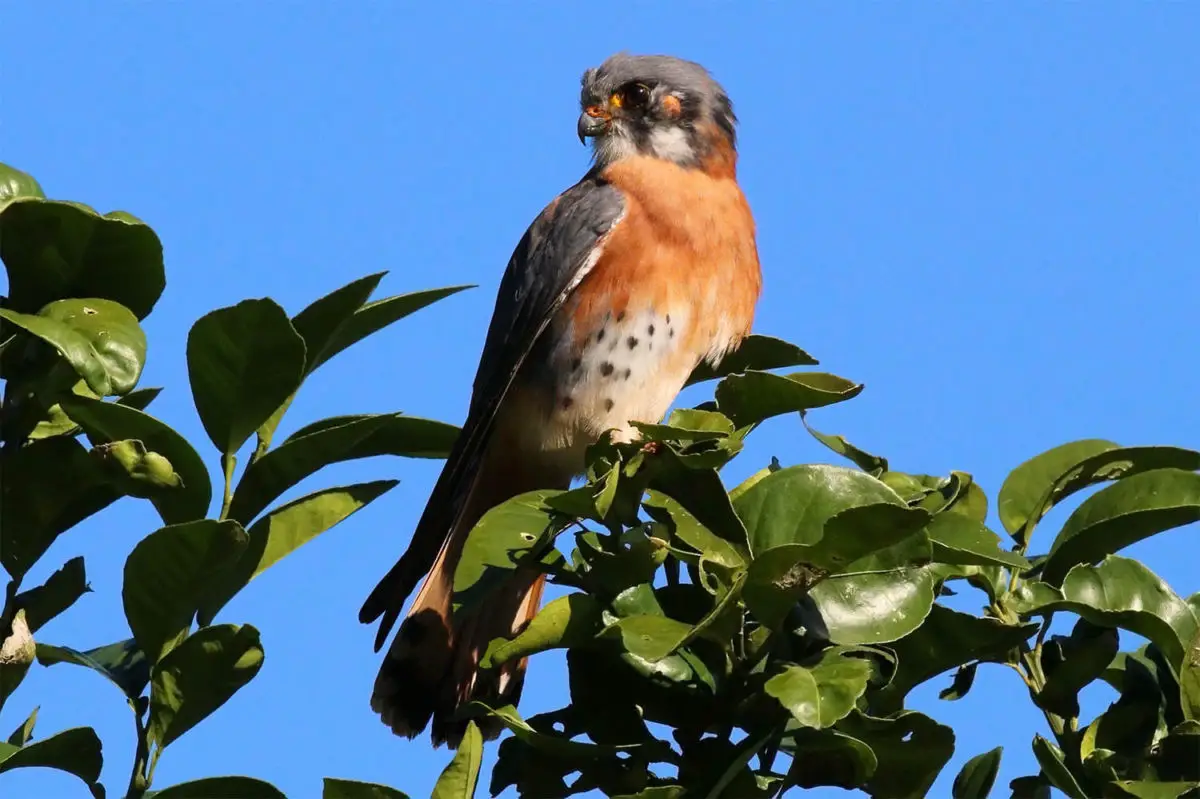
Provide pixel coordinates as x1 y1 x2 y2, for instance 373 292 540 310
358 52 763 749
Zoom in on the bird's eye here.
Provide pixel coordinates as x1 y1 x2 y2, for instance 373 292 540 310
621 82 652 109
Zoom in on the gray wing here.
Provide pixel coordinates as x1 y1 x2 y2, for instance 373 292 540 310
360 172 625 646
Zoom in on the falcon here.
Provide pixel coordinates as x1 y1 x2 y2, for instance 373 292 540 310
360 52 762 747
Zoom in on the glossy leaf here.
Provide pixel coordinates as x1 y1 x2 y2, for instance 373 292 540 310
939 663 979 702
0 162 44 204
0 297 146 395
1037 618 1120 718
62 394 212 524
783 727 877 790
1031 735 1088 799
837 710 955 799
6 707 37 747
600 614 697 663
187 298 306 456
1020 557 1198 672
998 439 1120 539
431 720 483 799
36 638 150 699
0 436 115 579
642 491 746 569
801 412 888 475
151 776 288 798
808 567 938 645
0 196 164 319
734 464 910 556
715 370 863 427
766 649 873 728
199 481 396 625
147 623 264 750
952 746 1003 799
12 556 89 633
0 726 103 789
925 513 1031 569
872 605 1037 713
1041 468 1200 586
482 594 602 669
123 519 248 663
323 777 410 799
684 334 817 386
453 490 564 616
1111 782 1200 799
229 413 457 524
90 438 183 496
744 545 827 628
1182 626 1200 722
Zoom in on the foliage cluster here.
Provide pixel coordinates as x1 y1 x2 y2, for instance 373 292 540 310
2 163 1198 798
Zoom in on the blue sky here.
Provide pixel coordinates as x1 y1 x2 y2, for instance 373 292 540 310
4 4 1198 798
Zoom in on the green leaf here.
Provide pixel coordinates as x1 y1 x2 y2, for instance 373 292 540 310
684 334 817 386
36 638 150 700
0 298 146 395
61 394 212 524
453 490 564 617
6 706 37 746
150 776 288 798
1 436 115 579
187 298 306 456
123 519 248 663
1111 782 1200 799
0 162 44 204
147 623 264 750
767 649 873 728
939 663 978 702
12 556 89 633
431 720 483 799
600 614 697 663
0 726 103 789
229 413 458 524
1041 468 1200 586
474 702 638 759
836 710 955 799
744 545 828 629
925 514 1030 569
0 196 165 319
313 284 472 374
783 727 877 790
90 439 183 496
808 567 937 645
998 438 1120 540
1182 627 1200 722
1036 618 1120 718
642 491 746 570
482 593 603 669
801 412 888 475
199 481 397 625
733 464 912 556
1004 442 1200 547
715 370 863 427
952 746 1003 799
872 605 1037 713
1030 735 1088 799
1020 557 1198 673
322 778 410 799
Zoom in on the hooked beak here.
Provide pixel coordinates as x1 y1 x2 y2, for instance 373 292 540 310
577 105 611 144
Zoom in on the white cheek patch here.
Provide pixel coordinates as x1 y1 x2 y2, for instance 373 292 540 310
649 126 694 163
594 127 639 164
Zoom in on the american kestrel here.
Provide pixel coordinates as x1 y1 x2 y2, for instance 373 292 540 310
360 52 762 747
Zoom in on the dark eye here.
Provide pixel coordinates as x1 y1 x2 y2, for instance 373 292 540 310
622 82 652 109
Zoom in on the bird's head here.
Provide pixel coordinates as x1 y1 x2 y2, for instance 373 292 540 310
578 53 737 173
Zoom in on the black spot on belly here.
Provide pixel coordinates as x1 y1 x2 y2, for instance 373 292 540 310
623 368 632 380
627 336 639 349
648 324 656 336
616 310 626 321
665 314 672 324
669 328 675 339
604 398 614 412
597 328 606 342
600 361 614 377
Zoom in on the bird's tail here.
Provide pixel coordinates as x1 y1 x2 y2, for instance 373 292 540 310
368 467 551 748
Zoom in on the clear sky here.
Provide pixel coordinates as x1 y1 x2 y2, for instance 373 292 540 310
4 4 1198 798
